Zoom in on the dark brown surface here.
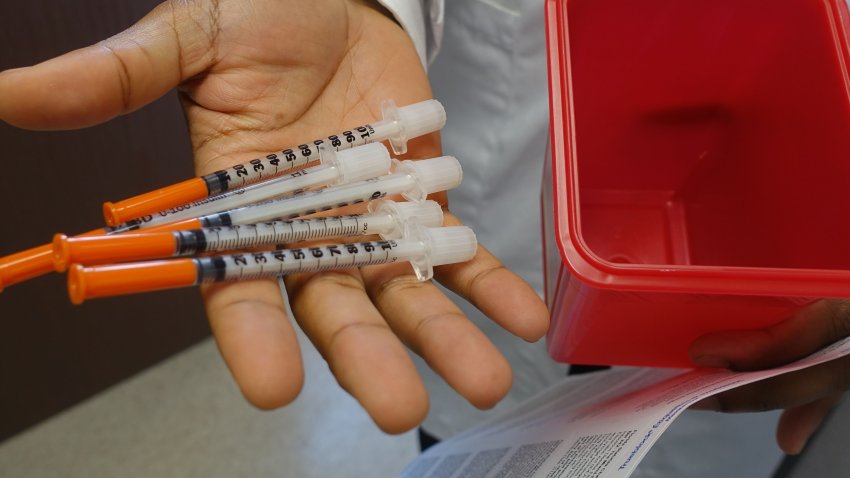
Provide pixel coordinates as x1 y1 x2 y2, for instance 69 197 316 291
0 0 210 441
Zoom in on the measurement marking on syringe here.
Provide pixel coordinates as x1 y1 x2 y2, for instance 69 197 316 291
69 227 476 304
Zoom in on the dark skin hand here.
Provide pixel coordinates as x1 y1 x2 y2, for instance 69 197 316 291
0 0 549 433
690 299 850 454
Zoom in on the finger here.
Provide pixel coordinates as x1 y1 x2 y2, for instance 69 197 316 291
0 1 217 130
284 269 428 434
432 212 550 342
693 355 850 414
202 279 304 410
360 261 513 409
690 300 850 370
777 393 843 455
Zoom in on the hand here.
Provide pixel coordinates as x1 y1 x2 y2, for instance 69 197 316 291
0 0 549 433
689 299 850 454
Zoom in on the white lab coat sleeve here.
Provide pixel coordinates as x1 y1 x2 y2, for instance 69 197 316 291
375 0 445 67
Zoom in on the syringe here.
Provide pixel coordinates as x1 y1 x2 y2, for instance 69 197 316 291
102 100 446 226
53 199 444 270
67 225 478 304
132 143 391 228
107 156 462 234
0 156 461 290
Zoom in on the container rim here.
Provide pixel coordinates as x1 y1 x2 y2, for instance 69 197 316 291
545 0 850 299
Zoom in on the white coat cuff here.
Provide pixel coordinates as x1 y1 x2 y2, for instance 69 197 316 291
375 0 444 67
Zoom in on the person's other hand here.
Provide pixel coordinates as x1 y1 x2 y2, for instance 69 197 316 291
0 0 549 433
689 299 850 454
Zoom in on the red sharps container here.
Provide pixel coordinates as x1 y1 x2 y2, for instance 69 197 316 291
543 0 850 367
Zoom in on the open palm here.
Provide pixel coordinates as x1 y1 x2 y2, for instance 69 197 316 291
0 0 549 433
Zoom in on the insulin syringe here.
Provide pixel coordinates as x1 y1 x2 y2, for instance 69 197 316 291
68 226 478 304
103 100 446 226
53 199 444 270
0 156 460 291
130 143 391 228
107 156 462 234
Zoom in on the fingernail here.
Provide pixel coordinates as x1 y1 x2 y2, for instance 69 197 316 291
692 355 730 369
785 437 808 456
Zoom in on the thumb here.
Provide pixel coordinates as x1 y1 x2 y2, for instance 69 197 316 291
776 392 843 455
0 1 217 130
690 300 850 370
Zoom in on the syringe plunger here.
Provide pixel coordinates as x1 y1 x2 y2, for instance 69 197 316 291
384 99 447 155
408 225 478 281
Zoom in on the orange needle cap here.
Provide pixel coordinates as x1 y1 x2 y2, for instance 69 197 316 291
68 259 198 304
53 232 178 272
103 178 209 226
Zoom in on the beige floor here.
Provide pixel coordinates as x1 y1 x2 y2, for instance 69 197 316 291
2 323 850 478
0 330 418 477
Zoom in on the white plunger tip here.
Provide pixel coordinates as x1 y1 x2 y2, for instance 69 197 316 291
333 143 392 184
397 156 463 201
369 199 444 239
383 99 447 155
408 225 477 281
398 100 447 140
424 226 477 267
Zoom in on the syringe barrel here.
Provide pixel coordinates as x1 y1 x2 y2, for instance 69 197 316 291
106 217 202 235
141 143 393 228
55 218 373 270
195 239 419 282
142 164 341 228
191 127 383 194
183 217 376 253
216 174 417 226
